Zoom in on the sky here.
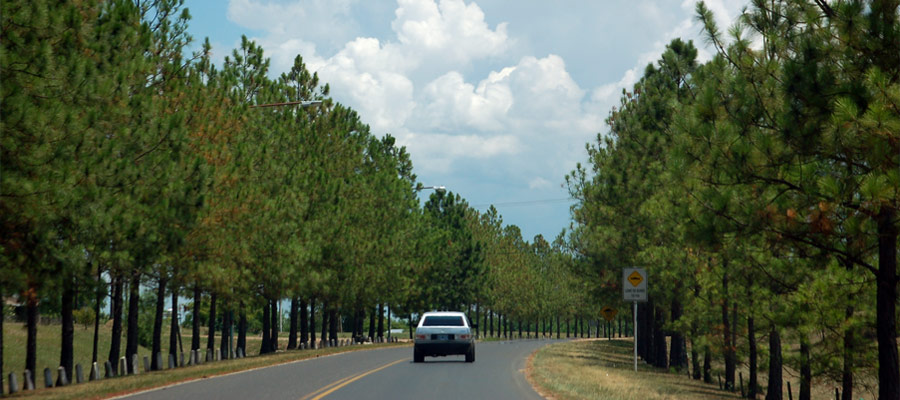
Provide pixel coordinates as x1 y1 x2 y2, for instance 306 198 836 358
183 0 747 242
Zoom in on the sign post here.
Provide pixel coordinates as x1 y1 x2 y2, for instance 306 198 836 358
623 268 647 372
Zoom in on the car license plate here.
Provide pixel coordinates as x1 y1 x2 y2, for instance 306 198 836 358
437 334 448 340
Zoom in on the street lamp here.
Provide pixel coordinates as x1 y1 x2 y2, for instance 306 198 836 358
417 185 446 194
249 100 323 109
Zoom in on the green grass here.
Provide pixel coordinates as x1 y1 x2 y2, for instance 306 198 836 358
2 321 154 378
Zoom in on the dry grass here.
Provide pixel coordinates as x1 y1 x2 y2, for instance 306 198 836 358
528 339 742 400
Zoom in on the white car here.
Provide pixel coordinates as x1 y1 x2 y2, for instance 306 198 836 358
413 311 475 363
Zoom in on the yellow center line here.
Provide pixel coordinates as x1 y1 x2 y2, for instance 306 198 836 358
298 375 355 400
301 359 406 400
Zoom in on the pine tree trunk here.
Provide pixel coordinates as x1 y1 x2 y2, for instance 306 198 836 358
557 315 561 339
60 276 75 383
206 292 217 351
377 303 384 339
703 347 712 383
126 273 140 374
220 306 231 359
653 306 667 368
287 297 298 350
1 288 3 394
722 271 735 390
169 286 179 358
368 306 376 340
408 314 413 340
109 275 123 374
271 299 279 351
842 305 853 400
669 298 685 369
875 208 899 400
300 299 309 345
191 284 201 351
93 266 102 364
489 311 494 337
309 298 316 345
260 300 270 354
640 304 652 362
799 338 811 400
237 306 246 355
691 337 701 380
349 308 357 338
765 327 782 400
328 308 338 342
151 276 167 370
321 302 329 344
749 314 758 399
25 287 38 376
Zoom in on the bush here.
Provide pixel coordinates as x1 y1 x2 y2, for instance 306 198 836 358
73 307 96 329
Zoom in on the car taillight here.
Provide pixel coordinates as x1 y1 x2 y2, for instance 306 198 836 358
416 334 426 340
459 334 470 340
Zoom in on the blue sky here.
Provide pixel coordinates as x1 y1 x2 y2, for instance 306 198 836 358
183 0 745 242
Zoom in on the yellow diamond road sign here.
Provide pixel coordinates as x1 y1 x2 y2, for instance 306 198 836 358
628 271 643 287
623 268 647 302
601 307 618 321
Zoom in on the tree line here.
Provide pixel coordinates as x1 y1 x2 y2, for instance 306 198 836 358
567 1 899 399
0 0 590 393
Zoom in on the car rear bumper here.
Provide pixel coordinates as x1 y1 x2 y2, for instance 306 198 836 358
414 341 473 356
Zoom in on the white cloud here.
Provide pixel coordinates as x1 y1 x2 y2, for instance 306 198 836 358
400 132 521 174
227 0 356 50
392 0 509 64
218 0 747 239
589 0 747 119
418 71 512 132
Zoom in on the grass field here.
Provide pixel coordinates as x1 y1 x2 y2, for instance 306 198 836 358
1 321 389 387
3 321 154 378
527 338 881 400
529 339 742 400
1 320 407 399
4 340 406 400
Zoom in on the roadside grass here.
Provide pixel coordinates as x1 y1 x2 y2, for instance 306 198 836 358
5 338 407 400
3 322 152 379
528 338 883 400
529 339 742 400
2 321 408 399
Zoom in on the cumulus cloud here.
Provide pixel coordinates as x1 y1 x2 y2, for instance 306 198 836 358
227 0 356 51
392 0 509 64
418 70 512 132
588 0 747 120
220 0 747 238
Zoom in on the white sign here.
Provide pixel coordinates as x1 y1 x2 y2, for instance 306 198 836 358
623 268 647 302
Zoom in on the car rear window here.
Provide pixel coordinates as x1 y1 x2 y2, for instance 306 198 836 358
422 316 465 326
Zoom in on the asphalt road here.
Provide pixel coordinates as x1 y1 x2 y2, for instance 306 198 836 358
121 339 559 400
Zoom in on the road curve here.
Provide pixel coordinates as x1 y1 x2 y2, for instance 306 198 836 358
120 339 559 400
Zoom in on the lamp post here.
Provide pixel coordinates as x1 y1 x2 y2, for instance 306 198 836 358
417 185 446 194
250 100 323 109
386 184 446 341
